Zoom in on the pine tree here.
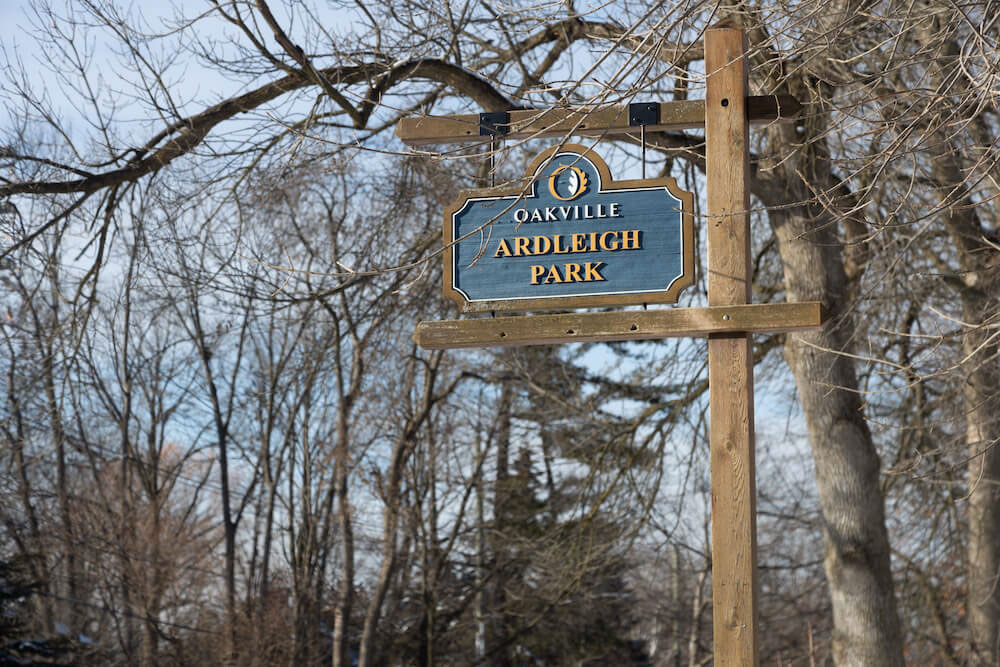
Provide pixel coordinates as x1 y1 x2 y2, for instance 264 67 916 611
0 556 73 666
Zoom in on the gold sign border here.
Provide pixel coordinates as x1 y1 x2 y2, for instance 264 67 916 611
442 143 695 314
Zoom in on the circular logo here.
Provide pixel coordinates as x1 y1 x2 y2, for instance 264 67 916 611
548 164 589 201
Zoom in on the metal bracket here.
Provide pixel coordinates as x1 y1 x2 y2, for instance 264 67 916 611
628 102 659 127
479 111 510 137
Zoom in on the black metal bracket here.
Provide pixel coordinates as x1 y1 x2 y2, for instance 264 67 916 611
628 102 659 127
479 111 510 137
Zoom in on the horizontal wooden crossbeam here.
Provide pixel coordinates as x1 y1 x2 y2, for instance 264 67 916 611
395 95 801 146
413 301 824 349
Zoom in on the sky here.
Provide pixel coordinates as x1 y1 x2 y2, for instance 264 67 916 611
0 0 813 451
0 4 821 573
0 1 359 141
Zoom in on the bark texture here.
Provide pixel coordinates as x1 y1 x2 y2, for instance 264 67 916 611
918 24 1000 660
756 102 904 661
930 147 1000 666
768 199 904 666
964 320 1000 665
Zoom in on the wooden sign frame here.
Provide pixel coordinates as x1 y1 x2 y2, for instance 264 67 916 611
442 143 695 313
402 25 818 666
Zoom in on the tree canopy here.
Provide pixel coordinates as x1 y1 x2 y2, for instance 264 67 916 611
1 0 998 665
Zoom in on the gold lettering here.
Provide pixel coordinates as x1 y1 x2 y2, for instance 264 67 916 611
533 236 552 255
583 262 606 281
494 238 512 258
545 265 563 283
514 237 530 256
564 263 582 282
530 265 545 284
497 231 638 263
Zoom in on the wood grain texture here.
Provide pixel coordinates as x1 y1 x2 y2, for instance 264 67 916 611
706 38 751 307
708 333 758 666
706 26 760 667
395 96 801 146
413 302 823 349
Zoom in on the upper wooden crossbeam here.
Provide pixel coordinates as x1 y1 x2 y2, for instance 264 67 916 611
395 95 801 146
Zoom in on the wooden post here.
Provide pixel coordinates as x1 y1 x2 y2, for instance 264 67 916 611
403 26 809 664
705 24 760 666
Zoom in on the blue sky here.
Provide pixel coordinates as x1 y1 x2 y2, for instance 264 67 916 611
0 1 358 138
0 1 818 555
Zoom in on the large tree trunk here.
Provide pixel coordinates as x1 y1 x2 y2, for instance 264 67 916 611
728 4 909 658
963 306 1000 664
937 191 1000 667
919 26 1000 656
928 140 1000 665
747 24 906 648
762 180 904 664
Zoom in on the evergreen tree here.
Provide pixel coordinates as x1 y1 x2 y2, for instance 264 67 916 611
0 556 73 666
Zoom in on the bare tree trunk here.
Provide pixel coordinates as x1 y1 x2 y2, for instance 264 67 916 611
919 31 1000 656
332 436 354 667
964 316 1000 665
767 195 904 665
734 3 909 658
331 340 361 667
2 330 52 634
36 259 82 636
220 453 238 663
937 191 1000 667
140 494 164 667
928 150 1000 665
688 555 708 667
475 432 487 665
490 379 514 667
256 384 286 630
426 427 440 667
189 302 249 665
358 430 408 667
359 352 441 666
118 246 139 664
672 545 681 667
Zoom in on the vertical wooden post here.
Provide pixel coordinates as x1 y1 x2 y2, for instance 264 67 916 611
705 24 760 666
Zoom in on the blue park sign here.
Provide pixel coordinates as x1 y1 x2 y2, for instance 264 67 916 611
443 144 694 313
